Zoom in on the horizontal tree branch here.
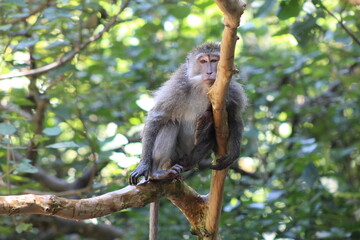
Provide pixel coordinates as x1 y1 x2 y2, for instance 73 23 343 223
0 180 207 233
0 103 34 120
11 151 106 194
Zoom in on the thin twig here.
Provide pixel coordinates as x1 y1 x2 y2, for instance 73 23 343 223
0 104 34 120
320 1 360 46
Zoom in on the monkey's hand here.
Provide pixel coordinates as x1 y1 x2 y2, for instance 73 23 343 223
129 163 149 185
209 155 235 170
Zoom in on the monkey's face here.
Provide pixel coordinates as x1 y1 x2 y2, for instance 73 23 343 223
197 54 219 85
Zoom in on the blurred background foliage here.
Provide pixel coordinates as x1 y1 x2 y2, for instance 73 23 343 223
0 0 359 239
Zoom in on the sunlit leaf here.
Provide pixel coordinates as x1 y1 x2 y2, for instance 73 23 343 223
0 24 12 31
45 40 71 49
15 159 38 174
0 123 16 135
267 190 285 202
42 126 62 136
11 98 35 106
15 38 39 50
101 134 128 151
15 223 32 233
46 141 79 149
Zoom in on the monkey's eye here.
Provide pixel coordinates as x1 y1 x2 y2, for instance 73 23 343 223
210 59 218 63
199 59 207 64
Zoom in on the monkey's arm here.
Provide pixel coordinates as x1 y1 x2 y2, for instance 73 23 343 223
209 105 243 170
129 112 167 185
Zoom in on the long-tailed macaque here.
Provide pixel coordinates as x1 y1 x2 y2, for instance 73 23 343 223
129 43 247 239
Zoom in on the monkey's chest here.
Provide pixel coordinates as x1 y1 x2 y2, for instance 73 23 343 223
182 92 209 122
177 96 209 154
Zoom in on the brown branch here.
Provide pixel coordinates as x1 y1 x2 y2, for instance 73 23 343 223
167 182 208 236
0 180 207 233
26 96 48 162
11 151 105 194
0 0 132 80
0 103 33 120
206 0 246 239
29 215 125 240
3 0 54 25
31 166 94 193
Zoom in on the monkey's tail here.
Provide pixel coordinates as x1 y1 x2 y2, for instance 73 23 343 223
149 200 159 240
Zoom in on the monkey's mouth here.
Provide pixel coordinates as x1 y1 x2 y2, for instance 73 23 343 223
204 78 215 85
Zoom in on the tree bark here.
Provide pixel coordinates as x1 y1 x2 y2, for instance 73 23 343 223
206 1 246 239
0 180 207 227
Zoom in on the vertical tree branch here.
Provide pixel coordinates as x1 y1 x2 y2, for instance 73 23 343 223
206 1 246 239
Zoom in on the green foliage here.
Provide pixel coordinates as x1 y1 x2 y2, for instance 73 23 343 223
0 0 360 239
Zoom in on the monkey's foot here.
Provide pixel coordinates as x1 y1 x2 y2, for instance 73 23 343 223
150 164 184 181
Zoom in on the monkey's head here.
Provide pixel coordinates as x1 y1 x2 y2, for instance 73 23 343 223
186 43 220 86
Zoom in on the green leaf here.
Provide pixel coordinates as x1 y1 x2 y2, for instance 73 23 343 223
0 123 16 135
168 6 191 19
267 190 285 201
291 15 320 46
301 162 319 188
15 223 32 233
254 0 276 18
100 134 128 151
277 0 303 20
15 38 39 50
43 7 75 21
46 141 79 149
0 24 12 31
11 97 35 107
52 105 72 120
42 126 62 136
16 159 38 174
2 0 26 7
45 40 70 49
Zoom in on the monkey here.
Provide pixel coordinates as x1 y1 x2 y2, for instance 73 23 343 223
128 42 247 239
129 42 247 184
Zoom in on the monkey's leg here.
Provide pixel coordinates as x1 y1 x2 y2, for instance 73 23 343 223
151 122 181 180
148 123 180 240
